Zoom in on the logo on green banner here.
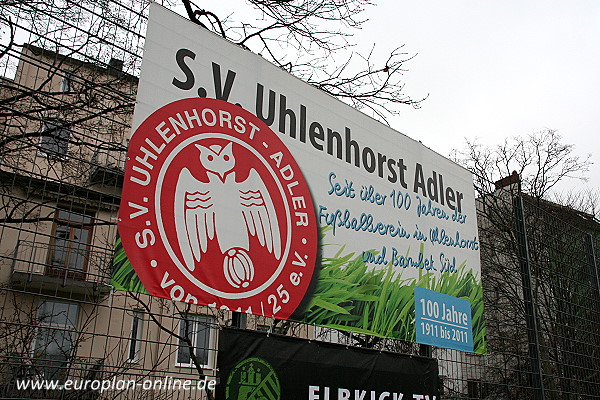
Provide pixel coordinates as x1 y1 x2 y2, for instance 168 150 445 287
225 357 280 400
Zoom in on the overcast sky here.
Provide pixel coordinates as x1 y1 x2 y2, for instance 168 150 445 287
195 1 599 194
356 1 600 193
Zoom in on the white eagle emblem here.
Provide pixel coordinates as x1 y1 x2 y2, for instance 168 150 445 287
174 142 281 288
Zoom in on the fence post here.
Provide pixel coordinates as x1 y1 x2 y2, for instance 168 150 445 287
419 344 432 358
513 195 545 400
585 234 600 324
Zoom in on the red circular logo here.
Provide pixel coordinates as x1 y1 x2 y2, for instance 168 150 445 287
118 98 317 319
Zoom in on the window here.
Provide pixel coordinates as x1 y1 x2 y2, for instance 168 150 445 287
40 121 70 159
256 324 284 334
48 208 94 277
231 312 247 329
33 300 79 381
467 379 488 399
176 315 215 368
60 72 73 92
128 311 144 363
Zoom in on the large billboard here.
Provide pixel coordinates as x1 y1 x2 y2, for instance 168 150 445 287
217 328 440 400
115 3 486 354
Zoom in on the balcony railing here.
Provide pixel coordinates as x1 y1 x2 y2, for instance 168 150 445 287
89 148 126 186
11 240 112 299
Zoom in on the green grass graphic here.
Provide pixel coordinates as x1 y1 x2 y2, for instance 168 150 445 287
111 236 148 294
301 229 487 354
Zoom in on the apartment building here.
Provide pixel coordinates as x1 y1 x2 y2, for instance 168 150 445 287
0 43 263 399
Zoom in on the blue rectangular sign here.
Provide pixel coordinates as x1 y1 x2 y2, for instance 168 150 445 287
414 286 474 352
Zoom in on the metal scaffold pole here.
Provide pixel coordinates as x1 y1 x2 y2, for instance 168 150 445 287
513 195 546 400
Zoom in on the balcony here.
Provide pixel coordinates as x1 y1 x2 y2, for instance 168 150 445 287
89 148 126 187
10 240 111 301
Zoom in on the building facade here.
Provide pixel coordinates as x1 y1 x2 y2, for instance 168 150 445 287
0 44 235 399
